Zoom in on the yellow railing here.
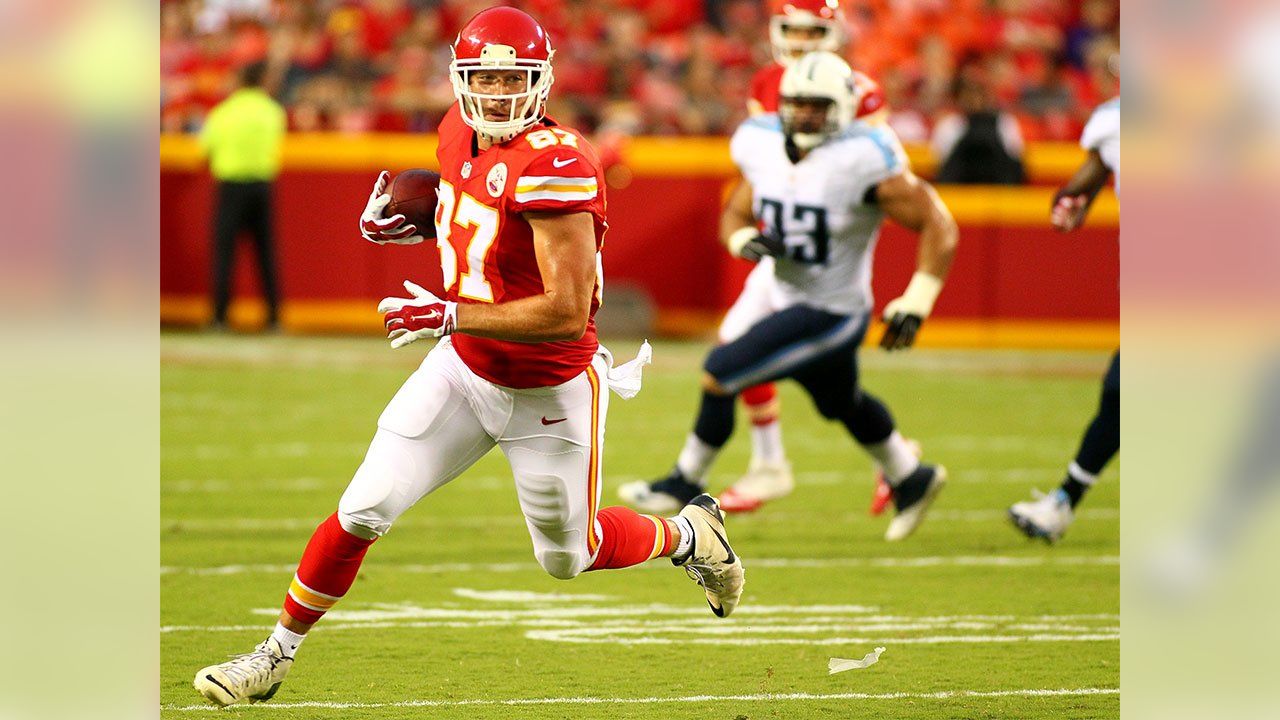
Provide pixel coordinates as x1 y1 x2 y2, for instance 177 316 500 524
160 133 1089 182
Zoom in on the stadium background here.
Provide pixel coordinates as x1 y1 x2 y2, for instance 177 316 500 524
160 0 1118 347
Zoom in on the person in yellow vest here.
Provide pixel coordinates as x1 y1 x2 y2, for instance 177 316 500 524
199 61 286 331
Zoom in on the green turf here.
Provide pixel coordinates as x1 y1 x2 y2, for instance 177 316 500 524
161 333 1119 719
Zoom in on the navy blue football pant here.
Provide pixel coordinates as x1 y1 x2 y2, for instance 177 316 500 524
1072 351 1120 476
692 305 896 449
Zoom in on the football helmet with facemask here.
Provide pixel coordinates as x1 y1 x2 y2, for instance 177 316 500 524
778 51 857 150
449 7 555 144
769 0 845 65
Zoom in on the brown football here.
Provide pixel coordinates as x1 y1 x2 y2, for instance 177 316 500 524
386 169 441 239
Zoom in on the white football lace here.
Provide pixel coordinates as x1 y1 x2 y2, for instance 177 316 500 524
220 645 285 688
684 562 730 594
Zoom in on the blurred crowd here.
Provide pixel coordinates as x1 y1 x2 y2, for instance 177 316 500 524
162 0 1118 144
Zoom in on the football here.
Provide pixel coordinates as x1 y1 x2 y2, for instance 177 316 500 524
386 169 442 239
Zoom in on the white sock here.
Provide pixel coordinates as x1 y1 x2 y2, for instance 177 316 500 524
672 515 695 561
864 431 920 484
1067 461 1099 485
749 420 786 465
676 434 718 483
271 622 306 658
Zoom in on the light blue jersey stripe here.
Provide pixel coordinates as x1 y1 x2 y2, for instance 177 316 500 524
743 114 783 132
836 123 900 171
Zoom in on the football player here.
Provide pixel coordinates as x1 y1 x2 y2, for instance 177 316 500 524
623 51 957 541
1008 86 1120 543
192 7 743 708
620 0 901 516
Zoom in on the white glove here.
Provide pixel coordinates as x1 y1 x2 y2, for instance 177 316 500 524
879 272 943 351
360 170 424 245
378 280 457 349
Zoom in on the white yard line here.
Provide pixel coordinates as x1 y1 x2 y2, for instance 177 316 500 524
524 632 1121 646
164 686 1118 711
160 554 1119 576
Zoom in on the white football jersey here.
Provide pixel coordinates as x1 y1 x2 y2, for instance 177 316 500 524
1081 98 1120 187
730 114 909 316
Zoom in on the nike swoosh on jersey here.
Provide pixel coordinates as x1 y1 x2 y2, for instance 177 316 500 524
540 417 567 425
551 157 577 168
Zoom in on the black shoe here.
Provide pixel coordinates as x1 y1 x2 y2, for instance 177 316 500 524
617 469 703 513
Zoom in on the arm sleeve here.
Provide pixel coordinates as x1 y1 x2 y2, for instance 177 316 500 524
853 72 887 118
511 147 602 214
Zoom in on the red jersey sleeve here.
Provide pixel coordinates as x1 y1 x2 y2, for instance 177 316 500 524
853 71 887 118
748 63 785 114
509 140 603 215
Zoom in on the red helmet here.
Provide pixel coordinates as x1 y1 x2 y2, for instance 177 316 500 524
769 0 845 66
450 7 555 143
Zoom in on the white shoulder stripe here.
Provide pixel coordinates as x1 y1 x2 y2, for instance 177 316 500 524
513 188 598 204
515 175 598 189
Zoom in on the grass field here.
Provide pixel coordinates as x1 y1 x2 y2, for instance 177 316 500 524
160 333 1119 719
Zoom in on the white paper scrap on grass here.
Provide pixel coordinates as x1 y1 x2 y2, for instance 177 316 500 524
828 647 886 674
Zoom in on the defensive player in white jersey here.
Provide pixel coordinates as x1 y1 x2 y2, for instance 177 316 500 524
625 51 958 541
1009 92 1119 542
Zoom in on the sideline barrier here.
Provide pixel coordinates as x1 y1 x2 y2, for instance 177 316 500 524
161 135 1117 348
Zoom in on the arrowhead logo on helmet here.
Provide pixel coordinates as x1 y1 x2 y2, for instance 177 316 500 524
449 7 556 145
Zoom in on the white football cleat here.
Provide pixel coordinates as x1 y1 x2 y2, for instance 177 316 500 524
1009 489 1075 543
885 464 947 541
675 494 745 618
193 637 294 707
719 459 794 513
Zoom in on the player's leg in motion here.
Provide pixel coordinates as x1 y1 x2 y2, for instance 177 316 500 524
623 305 943 539
501 355 744 616
789 339 946 541
193 342 496 707
716 262 793 512
1010 351 1119 542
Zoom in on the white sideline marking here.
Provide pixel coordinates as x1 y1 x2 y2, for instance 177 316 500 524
452 588 614 603
160 555 1118 576
164 687 1118 711
524 631 1120 646
161 508 1118 530
163 478 329 494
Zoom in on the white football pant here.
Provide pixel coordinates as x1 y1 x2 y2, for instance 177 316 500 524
337 337 612 580
718 258 783 344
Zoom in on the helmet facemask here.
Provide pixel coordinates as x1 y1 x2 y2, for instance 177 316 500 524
769 15 841 65
780 96 840 149
450 45 555 144
777 51 857 150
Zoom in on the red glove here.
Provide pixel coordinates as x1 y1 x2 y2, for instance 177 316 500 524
378 281 458 348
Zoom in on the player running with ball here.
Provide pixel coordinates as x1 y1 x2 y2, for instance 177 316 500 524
624 51 958 541
192 7 743 708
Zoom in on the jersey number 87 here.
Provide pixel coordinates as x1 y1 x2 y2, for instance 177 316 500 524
434 179 500 302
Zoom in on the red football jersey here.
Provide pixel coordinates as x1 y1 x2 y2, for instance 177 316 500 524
434 104 606 389
747 61 886 118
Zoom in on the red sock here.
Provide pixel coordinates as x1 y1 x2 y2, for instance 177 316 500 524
282 513 376 625
742 383 779 425
588 506 672 571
